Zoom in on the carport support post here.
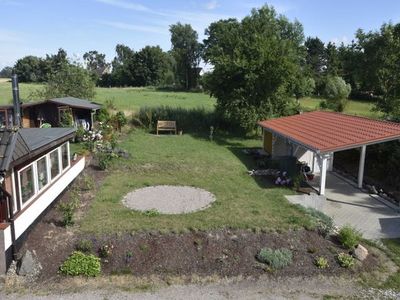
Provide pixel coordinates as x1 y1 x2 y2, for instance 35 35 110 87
319 155 328 196
358 145 366 188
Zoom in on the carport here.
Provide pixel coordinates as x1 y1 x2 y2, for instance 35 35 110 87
258 111 400 196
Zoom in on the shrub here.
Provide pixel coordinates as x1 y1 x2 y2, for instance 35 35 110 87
95 151 116 170
59 251 101 277
136 106 218 134
256 248 293 269
98 243 114 258
111 111 128 132
296 206 334 237
338 225 363 249
58 189 80 226
75 239 93 253
323 76 351 112
337 252 355 268
315 256 329 269
96 107 111 123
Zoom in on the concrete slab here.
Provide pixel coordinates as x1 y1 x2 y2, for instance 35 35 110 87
286 172 400 240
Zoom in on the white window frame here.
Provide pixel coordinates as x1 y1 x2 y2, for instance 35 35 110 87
61 142 71 170
17 163 37 209
16 142 71 210
49 148 62 181
36 155 50 191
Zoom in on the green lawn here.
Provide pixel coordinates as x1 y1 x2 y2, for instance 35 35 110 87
80 130 310 234
299 96 382 118
381 239 400 291
0 81 42 104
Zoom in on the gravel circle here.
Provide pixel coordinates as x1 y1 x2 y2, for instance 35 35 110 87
122 185 216 214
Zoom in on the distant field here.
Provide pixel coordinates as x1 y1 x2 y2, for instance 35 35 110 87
0 81 380 118
95 87 216 113
0 81 42 104
299 96 381 119
0 81 215 113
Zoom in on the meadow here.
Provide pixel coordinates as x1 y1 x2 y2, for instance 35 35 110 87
0 80 377 118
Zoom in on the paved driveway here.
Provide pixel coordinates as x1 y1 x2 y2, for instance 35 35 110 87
286 172 400 240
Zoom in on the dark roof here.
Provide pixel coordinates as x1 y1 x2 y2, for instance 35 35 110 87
258 111 400 153
0 127 75 172
0 97 101 110
48 97 101 110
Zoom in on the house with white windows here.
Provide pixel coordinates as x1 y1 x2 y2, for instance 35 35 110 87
0 127 85 273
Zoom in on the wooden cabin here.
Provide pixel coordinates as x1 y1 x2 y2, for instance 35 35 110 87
0 97 101 129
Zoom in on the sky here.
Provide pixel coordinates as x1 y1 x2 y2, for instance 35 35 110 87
1 0 400 69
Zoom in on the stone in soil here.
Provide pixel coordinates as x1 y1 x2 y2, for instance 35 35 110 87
354 244 368 261
17 250 42 278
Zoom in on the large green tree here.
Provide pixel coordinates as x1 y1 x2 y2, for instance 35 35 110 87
83 50 109 83
203 6 304 131
133 46 171 86
33 64 95 100
170 23 202 90
0 66 13 78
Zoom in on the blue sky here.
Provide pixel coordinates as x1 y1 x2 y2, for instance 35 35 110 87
1 0 400 69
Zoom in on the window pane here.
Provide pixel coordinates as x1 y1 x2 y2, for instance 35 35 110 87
20 166 34 204
50 150 60 179
37 157 48 190
61 143 69 169
0 111 6 128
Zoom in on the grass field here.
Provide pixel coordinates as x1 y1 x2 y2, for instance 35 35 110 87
80 130 311 234
299 96 381 118
0 81 215 112
0 80 379 118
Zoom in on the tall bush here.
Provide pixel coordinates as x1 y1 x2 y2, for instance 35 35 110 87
323 76 351 112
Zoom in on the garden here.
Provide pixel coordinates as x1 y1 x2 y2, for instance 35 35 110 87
3 101 395 295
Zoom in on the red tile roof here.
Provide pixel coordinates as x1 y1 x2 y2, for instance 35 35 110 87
258 111 400 153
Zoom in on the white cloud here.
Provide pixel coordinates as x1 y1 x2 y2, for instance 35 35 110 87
95 0 149 12
99 21 167 34
204 0 219 10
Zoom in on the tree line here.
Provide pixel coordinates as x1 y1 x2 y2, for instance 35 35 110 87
1 23 202 91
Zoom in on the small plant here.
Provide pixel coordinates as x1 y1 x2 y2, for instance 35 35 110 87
337 252 355 268
315 256 329 269
111 111 128 132
58 194 80 227
142 209 160 217
95 151 116 170
256 248 293 269
80 174 94 191
98 243 114 258
338 225 363 249
125 250 133 264
75 239 93 253
59 251 101 277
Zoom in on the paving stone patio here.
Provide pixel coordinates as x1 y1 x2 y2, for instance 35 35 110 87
286 172 400 240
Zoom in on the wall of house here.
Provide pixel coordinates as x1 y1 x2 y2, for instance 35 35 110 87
262 130 334 174
0 156 85 273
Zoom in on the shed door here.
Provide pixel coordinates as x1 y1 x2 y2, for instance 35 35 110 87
263 130 273 154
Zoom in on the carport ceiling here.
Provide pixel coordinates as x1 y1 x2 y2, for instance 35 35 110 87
258 111 400 153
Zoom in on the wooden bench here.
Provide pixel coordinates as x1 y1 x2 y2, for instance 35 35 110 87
157 120 177 135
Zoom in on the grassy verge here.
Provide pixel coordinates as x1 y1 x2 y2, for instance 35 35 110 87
299 96 381 118
79 129 311 234
381 239 400 290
